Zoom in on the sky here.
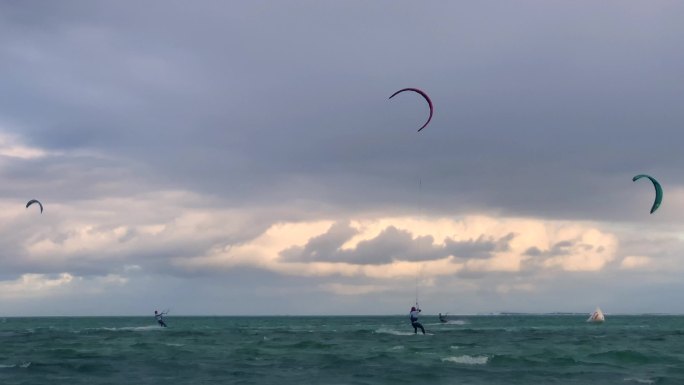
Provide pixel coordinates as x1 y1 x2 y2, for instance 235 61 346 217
1 1 684 316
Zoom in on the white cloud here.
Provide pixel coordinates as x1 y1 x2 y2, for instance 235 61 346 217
0 273 74 299
321 283 390 296
0 131 47 159
174 215 619 278
13 190 259 264
0 272 131 300
620 255 653 270
540 231 618 271
495 282 535 294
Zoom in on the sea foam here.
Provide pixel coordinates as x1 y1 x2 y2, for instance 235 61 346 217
445 320 467 325
442 355 489 365
97 325 164 332
0 362 31 369
374 328 415 336
623 378 655 384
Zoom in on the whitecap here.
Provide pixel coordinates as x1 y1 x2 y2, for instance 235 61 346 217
0 362 31 369
442 355 489 365
449 345 460 350
374 328 414 336
445 320 467 325
623 378 654 384
96 325 164 332
389 345 405 351
428 320 468 326
124 326 164 331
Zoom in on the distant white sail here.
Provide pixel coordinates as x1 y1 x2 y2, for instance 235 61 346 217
587 307 605 323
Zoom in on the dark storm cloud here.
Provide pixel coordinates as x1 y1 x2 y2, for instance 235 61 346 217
281 221 515 264
524 247 543 257
446 232 515 259
279 223 439 264
335 226 439 264
2 1 684 224
2 1 684 314
524 240 593 258
0 152 149 201
279 221 359 262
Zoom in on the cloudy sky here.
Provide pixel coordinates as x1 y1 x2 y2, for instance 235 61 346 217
1 1 684 316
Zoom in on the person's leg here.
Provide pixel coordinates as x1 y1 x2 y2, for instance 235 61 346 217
417 322 425 334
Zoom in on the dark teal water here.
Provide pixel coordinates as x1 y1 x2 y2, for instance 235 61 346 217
0 315 683 384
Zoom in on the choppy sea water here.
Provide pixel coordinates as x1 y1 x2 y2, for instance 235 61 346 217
0 315 683 384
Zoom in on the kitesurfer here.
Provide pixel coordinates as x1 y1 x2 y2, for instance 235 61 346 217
410 306 425 334
154 310 168 327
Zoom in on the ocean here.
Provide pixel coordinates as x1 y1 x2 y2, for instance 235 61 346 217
0 315 682 384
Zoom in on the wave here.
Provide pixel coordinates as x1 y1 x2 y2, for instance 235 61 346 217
588 350 659 364
0 362 31 369
623 378 655 384
288 340 335 349
374 328 415 336
442 355 489 365
93 325 164 332
445 320 467 325
425 320 468 326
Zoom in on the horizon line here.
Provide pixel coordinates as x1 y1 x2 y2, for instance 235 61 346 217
2 312 684 317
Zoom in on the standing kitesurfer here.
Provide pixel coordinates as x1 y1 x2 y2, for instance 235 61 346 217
154 310 168 327
410 306 425 334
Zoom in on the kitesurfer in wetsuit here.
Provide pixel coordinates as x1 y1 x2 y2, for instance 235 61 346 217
410 306 425 334
154 310 168 327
